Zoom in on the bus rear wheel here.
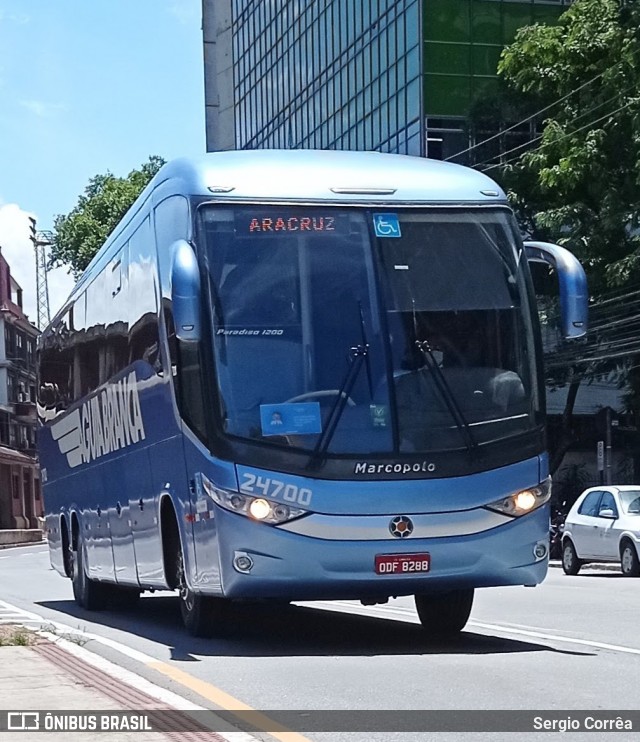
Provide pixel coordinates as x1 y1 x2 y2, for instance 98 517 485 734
414 589 474 638
175 548 231 638
71 533 110 611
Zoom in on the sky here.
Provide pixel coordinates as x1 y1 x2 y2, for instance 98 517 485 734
0 0 205 323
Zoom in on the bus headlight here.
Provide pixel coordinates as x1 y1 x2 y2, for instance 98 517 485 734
199 474 308 525
484 477 551 518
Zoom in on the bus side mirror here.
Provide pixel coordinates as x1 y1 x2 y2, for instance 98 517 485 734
524 241 588 340
170 240 201 343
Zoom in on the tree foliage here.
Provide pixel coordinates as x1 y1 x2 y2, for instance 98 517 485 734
51 155 166 276
484 1 640 478
496 0 640 294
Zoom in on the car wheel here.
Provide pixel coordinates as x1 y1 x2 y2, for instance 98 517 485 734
561 540 582 575
620 540 640 577
415 589 474 638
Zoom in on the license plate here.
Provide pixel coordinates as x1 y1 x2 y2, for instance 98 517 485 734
374 553 431 575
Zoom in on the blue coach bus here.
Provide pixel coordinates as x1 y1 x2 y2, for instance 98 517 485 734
38 150 587 637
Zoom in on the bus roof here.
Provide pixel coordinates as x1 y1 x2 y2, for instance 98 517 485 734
47 150 508 326
156 149 507 204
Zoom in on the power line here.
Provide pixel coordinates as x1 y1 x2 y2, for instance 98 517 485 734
448 39 640 165
479 95 639 173
444 69 612 163
470 79 640 171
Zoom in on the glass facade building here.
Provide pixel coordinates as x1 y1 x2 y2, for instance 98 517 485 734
230 0 423 155
203 0 571 159
424 0 571 160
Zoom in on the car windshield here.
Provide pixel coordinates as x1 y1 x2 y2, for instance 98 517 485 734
619 491 640 514
200 205 541 457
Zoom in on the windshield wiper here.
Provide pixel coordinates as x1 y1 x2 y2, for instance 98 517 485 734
414 338 477 453
305 343 367 470
306 303 372 471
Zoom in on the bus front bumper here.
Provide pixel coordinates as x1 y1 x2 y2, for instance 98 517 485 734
212 504 549 601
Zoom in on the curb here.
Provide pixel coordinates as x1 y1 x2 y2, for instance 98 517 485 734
0 529 44 548
0 540 45 550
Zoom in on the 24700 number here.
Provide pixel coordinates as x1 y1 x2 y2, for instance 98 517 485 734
240 473 313 507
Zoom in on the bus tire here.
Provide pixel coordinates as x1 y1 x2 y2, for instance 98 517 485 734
176 546 230 637
71 533 109 611
414 589 474 637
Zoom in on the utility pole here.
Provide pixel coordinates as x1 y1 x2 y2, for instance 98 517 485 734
596 406 615 486
28 217 52 330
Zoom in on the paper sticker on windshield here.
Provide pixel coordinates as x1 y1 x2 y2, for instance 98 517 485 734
373 213 401 238
370 404 388 428
260 403 322 436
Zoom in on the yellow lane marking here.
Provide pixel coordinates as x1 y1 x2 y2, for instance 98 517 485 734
148 660 313 742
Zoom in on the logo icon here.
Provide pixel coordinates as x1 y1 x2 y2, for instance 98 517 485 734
7 712 40 731
50 371 145 469
389 515 413 538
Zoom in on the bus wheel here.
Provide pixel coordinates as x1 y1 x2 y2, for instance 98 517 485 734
414 589 474 638
176 548 230 638
71 534 109 611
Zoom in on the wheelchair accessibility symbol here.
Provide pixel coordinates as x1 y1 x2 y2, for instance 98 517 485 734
373 213 401 238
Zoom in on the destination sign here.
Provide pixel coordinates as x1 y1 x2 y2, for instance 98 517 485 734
241 213 344 234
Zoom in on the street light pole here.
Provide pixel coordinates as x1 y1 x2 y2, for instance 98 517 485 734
28 217 52 330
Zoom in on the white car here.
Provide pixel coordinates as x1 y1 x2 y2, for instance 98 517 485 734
562 486 640 576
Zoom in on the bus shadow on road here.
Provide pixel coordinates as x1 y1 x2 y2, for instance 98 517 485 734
38 596 590 658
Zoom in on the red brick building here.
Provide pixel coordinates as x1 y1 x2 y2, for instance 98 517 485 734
0 248 40 529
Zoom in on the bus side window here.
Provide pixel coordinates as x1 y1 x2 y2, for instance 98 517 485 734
129 217 162 374
38 310 74 416
103 248 129 382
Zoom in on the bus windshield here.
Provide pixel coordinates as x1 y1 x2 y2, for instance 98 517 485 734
200 205 541 458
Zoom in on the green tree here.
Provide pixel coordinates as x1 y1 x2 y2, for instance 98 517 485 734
496 0 640 293
51 155 166 276
481 0 640 475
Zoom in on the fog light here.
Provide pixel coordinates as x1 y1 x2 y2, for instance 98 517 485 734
534 541 548 560
273 504 290 521
234 552 254 573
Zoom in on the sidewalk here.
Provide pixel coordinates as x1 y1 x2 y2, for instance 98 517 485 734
0 626 234 741
0 530 44 550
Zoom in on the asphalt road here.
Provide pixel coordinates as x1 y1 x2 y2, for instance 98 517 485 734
1 542 639 741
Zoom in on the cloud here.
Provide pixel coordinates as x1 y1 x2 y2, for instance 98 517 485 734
19 100 65 118
0 9 29 25
0 204 75 326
